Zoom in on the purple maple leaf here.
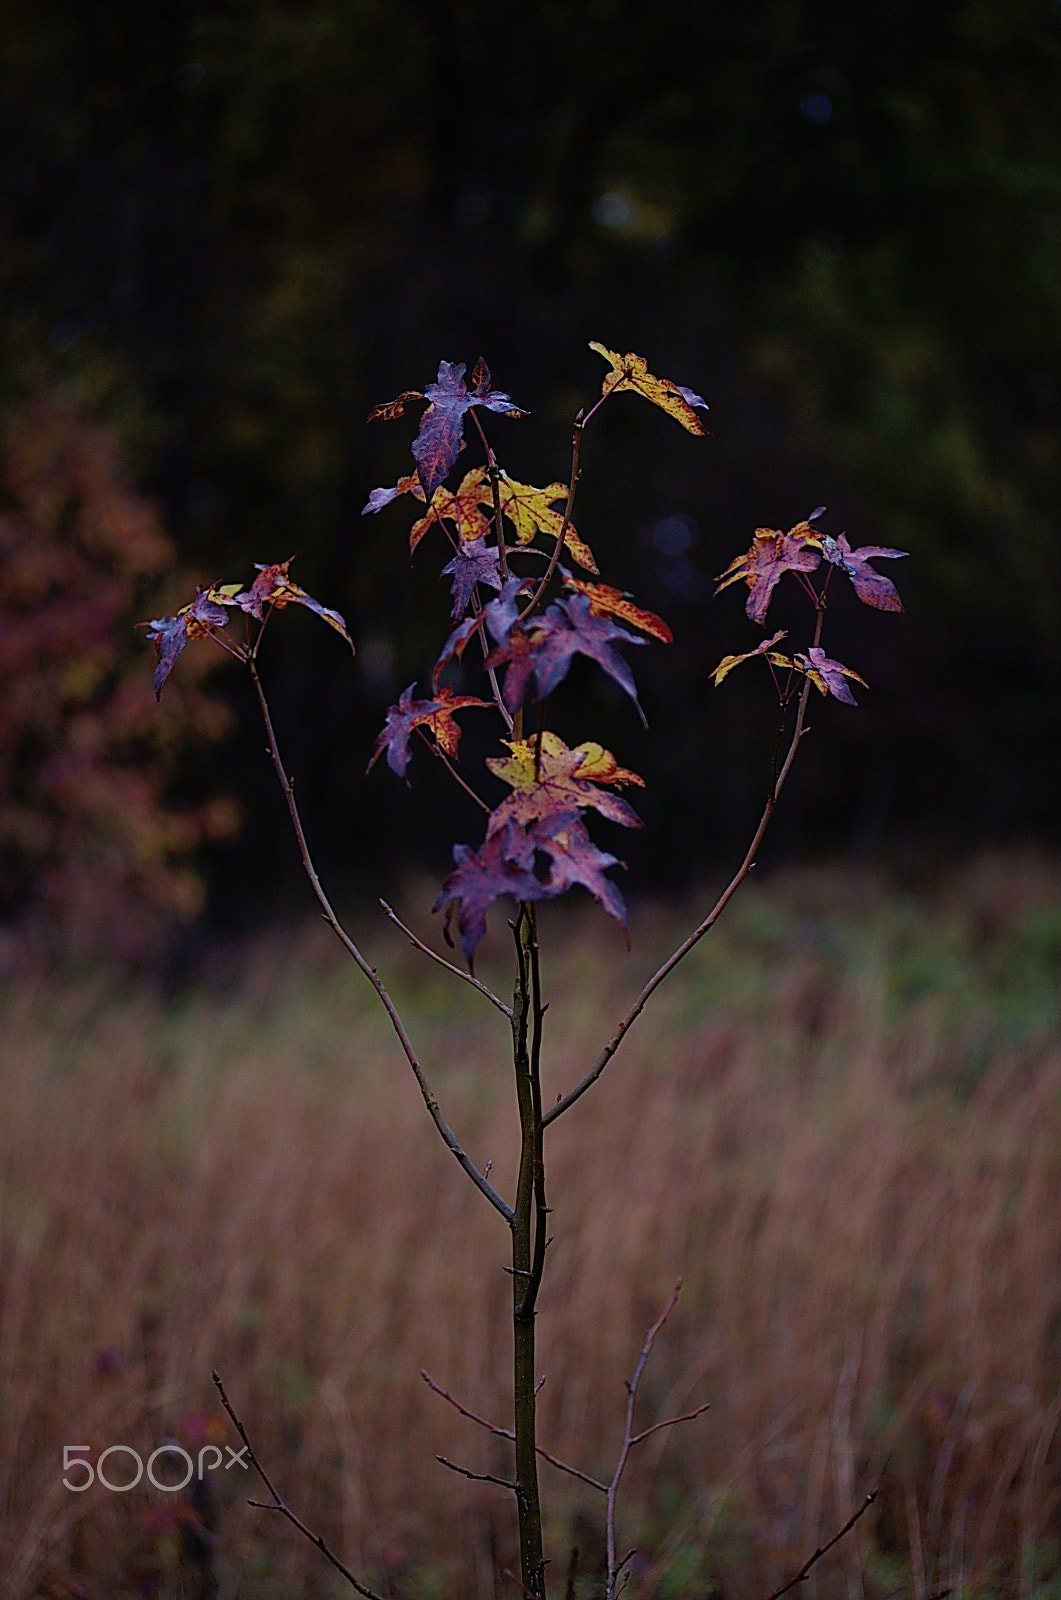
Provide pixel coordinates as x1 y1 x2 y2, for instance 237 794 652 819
434 820 548 966
441 536 503 620
411 360 527 500
368 684 440 779
821 534 907 612
533 812 629 941
145 590 229 699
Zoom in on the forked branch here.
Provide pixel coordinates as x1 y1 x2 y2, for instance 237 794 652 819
213 1371 384 1600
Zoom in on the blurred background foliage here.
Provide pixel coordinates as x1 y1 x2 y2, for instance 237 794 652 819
1 0 1060 958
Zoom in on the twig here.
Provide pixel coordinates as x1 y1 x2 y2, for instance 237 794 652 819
421 1370 606 1492
544 603 826 1128
379 900 512 1018
213 1371 385 1600
762 1490 878 1600
605 1280 706 1600
249 658 514 1224
436 1456 524 1500
629 1403 713 1448
518 412 584 622
416 724 492 813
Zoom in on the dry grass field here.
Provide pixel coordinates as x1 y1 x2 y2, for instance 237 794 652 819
3 853 1061 1600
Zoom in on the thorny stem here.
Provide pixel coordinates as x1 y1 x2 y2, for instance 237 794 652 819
378 899 512 1018
248 656 514 1224
213 1371 385 1600
544 599 827 1128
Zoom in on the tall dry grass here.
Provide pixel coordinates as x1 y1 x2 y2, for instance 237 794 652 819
3 854 1061 1599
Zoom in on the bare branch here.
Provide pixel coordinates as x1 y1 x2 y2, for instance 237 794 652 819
544 604 827 1128
248 659 513 1224
761 1490 878 1600
629 1401 712 1449
213 1371 384 1600
437 1456 524 1499
605 1281 709 1600
421 1370 607 1492
379 899 513 1018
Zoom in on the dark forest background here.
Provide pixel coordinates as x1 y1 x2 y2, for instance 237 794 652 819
2 0 1061 956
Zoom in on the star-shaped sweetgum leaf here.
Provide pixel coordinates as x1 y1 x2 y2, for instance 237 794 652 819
490 475 598 573
715 521 822 626
411 360 526 501
820 533 907 612
589 342 709 435
531 594 647 714
792 646 868 706
485 732 644 835
368 684 491 779
533 812 629 943
560 572 673 642
434 819 548 967
441 535 503 619
712 630 792 686
145 587 233 699
237 560 354 649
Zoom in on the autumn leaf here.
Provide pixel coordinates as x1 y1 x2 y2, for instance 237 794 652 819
361 471 424 516
366 390 424 424
533 811 629 943
485 593 647 720
410 468 491 554
792 646 868 705
237 560 354 649
145 589 231 699
821 533 907 612
411 360 526 500
486 732 643 834
715 521 822 625
589 342 709 435
561 572 672 642
492 475 598 573
434 820 548 966
368 684 491 779
431 614 484 692
712 630 792 686
441 536 503 619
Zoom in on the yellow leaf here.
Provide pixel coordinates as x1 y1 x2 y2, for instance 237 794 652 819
485 475 598 573
589 342 709 435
